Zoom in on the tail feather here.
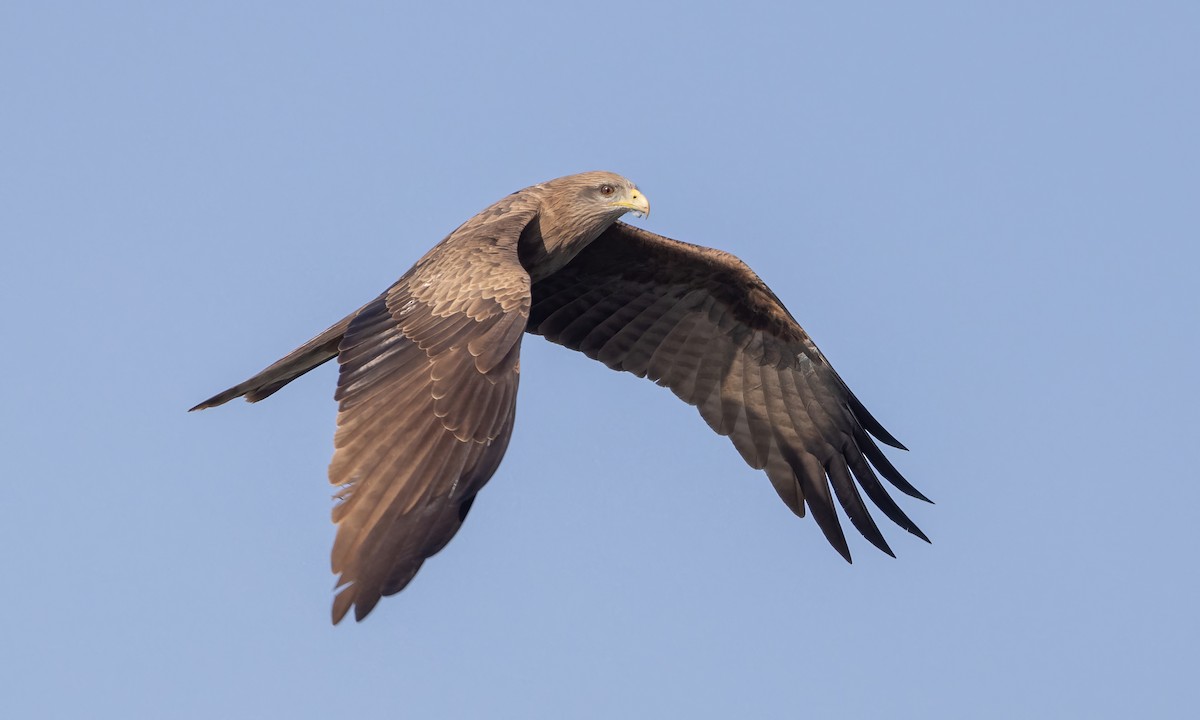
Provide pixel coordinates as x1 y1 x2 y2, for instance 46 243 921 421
189 310 359 411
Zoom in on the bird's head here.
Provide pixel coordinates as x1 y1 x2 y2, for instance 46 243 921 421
518 171 651 280
545 170 650 221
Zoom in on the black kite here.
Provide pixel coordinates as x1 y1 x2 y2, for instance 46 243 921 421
192 171 930 623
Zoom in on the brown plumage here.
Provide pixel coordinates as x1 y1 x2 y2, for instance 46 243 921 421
191 171 930 624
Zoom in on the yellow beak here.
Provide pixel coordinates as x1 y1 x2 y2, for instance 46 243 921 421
611 189 650 218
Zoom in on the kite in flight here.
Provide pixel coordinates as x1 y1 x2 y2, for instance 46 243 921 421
192 171 931 623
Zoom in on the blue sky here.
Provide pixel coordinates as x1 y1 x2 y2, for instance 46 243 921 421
4 2 1198 718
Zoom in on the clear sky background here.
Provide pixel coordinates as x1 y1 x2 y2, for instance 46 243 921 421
4 2 1198 718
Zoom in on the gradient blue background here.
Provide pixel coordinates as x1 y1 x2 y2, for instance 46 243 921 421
4 2 1198 717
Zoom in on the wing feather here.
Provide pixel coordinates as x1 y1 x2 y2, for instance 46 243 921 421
595 291 676 370
738 344 774 468
758 364 806 517
826 454 893 557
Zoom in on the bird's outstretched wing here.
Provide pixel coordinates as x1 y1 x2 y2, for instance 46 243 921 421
194 198 540 624
528 222 931 560
326 205 537 623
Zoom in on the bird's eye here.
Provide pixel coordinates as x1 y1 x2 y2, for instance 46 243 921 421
599 184 616 197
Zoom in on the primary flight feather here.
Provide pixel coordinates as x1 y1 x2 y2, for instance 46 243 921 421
191 170 931 624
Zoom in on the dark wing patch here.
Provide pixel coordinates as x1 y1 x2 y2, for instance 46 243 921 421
528 222 930 562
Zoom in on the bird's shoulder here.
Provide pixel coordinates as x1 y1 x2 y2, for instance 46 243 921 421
393 191 541 317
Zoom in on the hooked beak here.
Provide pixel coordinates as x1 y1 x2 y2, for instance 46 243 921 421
611 188 650 218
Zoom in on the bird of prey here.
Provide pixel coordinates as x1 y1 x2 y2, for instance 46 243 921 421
192 170 930 623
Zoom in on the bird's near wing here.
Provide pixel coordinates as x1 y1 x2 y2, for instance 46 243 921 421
329 205 536 623
528 222 931 561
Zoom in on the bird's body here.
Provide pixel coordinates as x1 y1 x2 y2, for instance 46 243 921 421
192 171 930 623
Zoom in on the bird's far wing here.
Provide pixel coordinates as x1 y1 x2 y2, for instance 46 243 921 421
329 204 536 623
527 222 931 561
